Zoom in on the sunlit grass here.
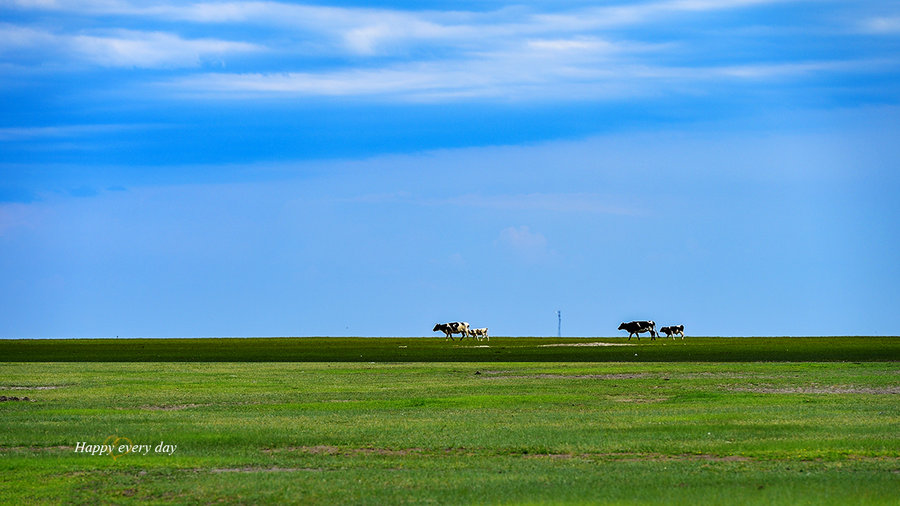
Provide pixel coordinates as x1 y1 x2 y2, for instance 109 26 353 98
1 359 898 504
2 336 898 362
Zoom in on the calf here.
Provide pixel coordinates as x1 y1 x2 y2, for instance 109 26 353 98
659 325 685 339
618 320 657 340
469 328 489 341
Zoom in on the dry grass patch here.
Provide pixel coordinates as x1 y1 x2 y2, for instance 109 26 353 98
0 445 74 452
265 445 424 457
538 342 634 347
728 385 900 394
481 373 653 380
208 467 324 473
139 403 210 411
0 385 67 390
612 397 669 403
520 452 751 462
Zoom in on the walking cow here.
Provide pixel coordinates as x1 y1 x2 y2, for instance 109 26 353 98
433 322 470 340
659 325 685 339
618 320 657 340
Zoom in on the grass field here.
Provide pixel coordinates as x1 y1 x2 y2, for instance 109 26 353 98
1 337 898 504
2 336 899 362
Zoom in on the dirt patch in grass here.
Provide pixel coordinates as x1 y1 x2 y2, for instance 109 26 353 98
728 385 900 394
262 447 900 463
520 452 751 462
0 385 67 390
265 445 424 456
669 372 759 379
539 342 635 347
687 454 752 462
208 467 325 473
267 446 753 462
592 453 751 462
483 373 653 380
521 453 577 459
139 403 210 411
612 397 668 403
0 445 73 452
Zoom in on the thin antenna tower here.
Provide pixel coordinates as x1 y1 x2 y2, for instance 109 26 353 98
557 310 561 338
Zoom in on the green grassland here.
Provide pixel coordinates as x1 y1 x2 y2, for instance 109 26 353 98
2 336 899 362
1 337 898 504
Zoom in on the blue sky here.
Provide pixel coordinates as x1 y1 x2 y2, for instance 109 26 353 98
1 0 899 337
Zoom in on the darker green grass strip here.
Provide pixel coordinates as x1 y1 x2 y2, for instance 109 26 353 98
1 336 898 362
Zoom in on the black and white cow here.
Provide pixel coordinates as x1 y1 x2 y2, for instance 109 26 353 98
433 322 470 340
659 325 685 339
618 320 657 340
469 328 489 341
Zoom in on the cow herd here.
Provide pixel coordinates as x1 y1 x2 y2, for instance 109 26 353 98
432 322 489 341
617 320 685 340
432 320 684 341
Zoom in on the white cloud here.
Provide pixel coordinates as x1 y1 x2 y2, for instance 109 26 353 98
1 0 801 58
0 23 54 49
164 51 636 101
860 16 900 34
70 30 261 68
0 123 149 140
170 67 441 97
0 24 261 68
4 0 891 101
497 225 549 261
162 53 885 102
3 1 478 54
531 0 793 31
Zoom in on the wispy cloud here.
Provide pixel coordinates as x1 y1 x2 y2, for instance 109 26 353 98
860 16 900 34
162 55 885 102
70 30 261 68
5 0 797 29
0 123 153 141
496 225 552 263
336 190 640 216
0 24 261 68
446 193 640 216
0 0 814 61
2 0 896 103
531 0 794 30
498 225 546 249
3 1 480 55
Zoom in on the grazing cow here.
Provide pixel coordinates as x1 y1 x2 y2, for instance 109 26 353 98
433 322 470 340
618 320 657 340
660 325 685 339
469 328 489 341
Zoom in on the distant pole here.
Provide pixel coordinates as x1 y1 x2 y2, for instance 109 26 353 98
557 310 561 338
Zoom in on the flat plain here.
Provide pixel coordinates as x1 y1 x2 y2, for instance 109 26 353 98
2 336 899 362
1 337 898 504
